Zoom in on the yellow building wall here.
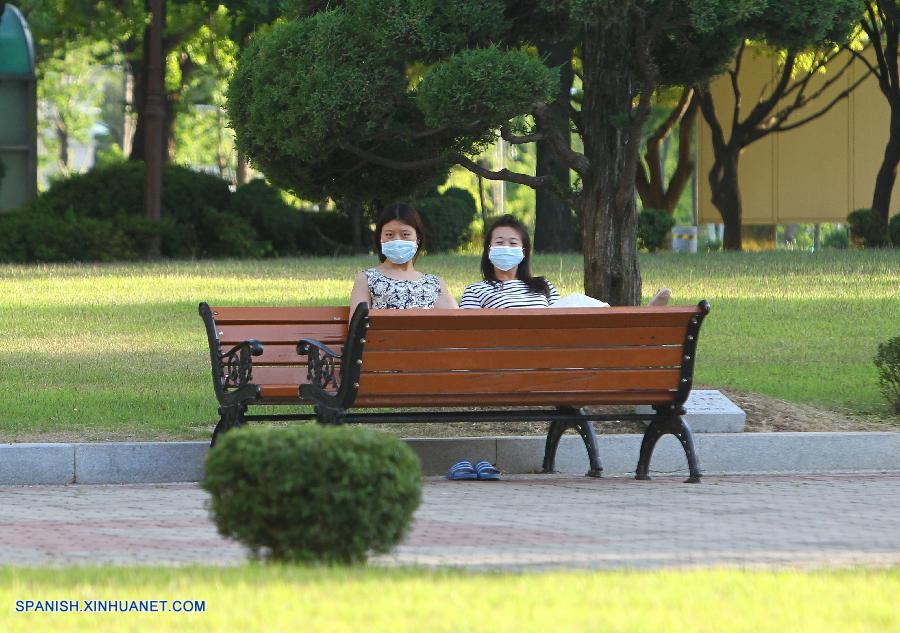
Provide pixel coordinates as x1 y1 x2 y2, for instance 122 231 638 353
698 48 891 224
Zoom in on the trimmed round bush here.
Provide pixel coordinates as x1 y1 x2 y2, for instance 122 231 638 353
875 336 900 414
637 208 676 253
415 187 477 252
203 425 422 564
847 208 889 247
889 214 900 247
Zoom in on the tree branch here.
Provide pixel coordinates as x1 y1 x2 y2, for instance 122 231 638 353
741 50 797 132
532 102 592 177
568 104 584 136
457 155 578 207
729 41 746 133
343 144 455 171
499 126 543 144
647 87 693 146
754 65 875 137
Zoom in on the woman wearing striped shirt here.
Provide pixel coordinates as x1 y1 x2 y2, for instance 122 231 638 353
460 215 559 309
460 214 671 309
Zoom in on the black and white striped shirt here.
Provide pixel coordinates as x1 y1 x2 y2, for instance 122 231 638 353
459 279 559 309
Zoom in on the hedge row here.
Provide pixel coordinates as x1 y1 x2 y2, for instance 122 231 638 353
0 162 476 262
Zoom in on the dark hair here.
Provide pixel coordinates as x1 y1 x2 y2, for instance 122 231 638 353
481 214 551 297
374 203 427 263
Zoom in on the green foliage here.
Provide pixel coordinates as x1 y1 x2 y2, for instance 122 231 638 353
416 47 557 130
228 10 448 203
0 207 138 263
821 224 850 249
3 162 272 260
889 214 900 247
356 0 509 60
874 336 900 413
747 0 862 49
415 187 478 252
847 208 889 247
637 208 676 253
202 425 422 563
232 179 308 256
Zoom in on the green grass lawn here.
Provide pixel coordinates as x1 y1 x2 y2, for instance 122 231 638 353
1 250 897 439
1 566 898 632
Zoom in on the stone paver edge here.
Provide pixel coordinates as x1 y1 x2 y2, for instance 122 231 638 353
1 432 899 485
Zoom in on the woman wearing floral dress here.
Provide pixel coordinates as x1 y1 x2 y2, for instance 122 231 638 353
349 203 458 314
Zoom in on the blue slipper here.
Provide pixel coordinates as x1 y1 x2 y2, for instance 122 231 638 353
474 460 501 481
447 460 477 480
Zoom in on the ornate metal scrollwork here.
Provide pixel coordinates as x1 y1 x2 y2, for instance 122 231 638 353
301 341 341 393
219 340 261 391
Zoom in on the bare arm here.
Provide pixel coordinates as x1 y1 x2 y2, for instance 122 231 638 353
349 271 372 317
434 277 459 309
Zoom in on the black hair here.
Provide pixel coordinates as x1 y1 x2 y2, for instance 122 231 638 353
480 214 551 297
374 203 426 263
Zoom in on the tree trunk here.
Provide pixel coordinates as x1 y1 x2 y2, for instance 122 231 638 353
55 117 69 174
130 10 172 165
708 151 743 251
579 22 643 306
236 150 249 185
143 0 166 257
871 106 900 230
534 41 575 252
636 89 698 214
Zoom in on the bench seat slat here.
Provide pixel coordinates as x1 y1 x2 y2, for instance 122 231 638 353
356 368 681 396
367 307 698 330
255 387 676 407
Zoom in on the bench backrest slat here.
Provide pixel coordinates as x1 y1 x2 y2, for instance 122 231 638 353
363 346 682 371
210 306 350 324
217 323 348 346
365 307 699 330
366 326 685 349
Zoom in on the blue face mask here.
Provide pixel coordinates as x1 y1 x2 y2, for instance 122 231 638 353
381 239 418 264
489 246 525 271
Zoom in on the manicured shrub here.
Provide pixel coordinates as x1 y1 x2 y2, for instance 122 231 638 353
889 214 900 247
0 206 138 262
203 425 422 564
232 179 306 256
637 208 676 253
5 161 273 260
415 187 477 252
874 336 900 414
821 224 850 249
847 208 889 247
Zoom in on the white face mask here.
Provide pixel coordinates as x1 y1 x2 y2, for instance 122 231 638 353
489 246 525 271
381 239 418 264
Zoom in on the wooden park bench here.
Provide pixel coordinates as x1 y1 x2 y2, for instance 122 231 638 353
199 300 710 482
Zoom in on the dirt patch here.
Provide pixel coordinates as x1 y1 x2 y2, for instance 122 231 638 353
719 388 900 433
1 390 897 443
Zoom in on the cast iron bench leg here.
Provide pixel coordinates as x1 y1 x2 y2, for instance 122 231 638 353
635 407 701 483
542 408 603 478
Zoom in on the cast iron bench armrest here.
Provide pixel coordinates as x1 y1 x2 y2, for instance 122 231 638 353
297 338 343 397
219 339 263 390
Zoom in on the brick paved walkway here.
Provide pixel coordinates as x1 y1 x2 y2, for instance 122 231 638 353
1 474 898 569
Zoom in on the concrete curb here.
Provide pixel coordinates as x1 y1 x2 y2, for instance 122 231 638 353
1 432 899 485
